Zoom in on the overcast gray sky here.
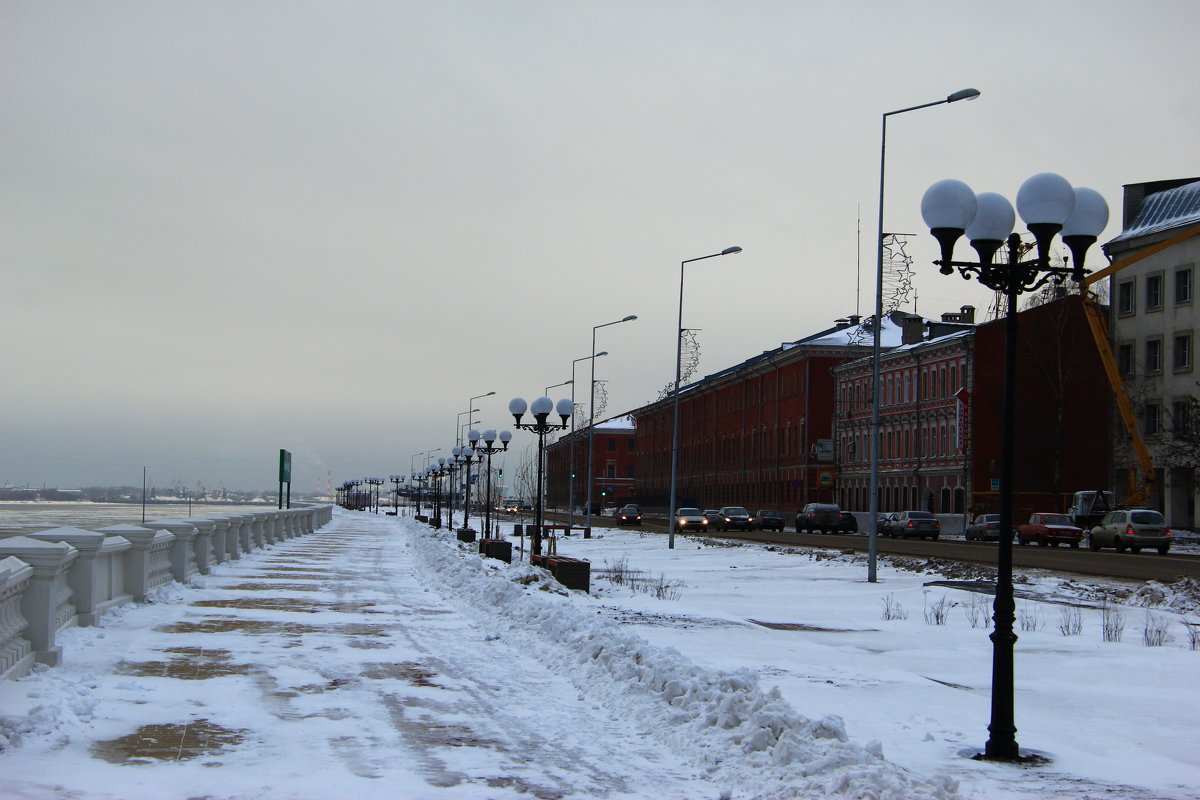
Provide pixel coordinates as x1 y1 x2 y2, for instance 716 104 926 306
3 0 1198 493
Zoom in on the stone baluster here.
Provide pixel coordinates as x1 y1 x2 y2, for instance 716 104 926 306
0 556 35 680
100 524 175 601
29 527 132 626
182 517 217 574
205 516 231 565
0 538 79 667
145 520 199 583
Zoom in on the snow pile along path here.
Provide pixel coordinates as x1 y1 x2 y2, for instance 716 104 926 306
407 519 961 800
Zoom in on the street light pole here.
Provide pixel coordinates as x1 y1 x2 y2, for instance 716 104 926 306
868 87 980 582
667 250 740 549
921 172 1108 762
585 315 636 533
462 392 495 446
569 352 606 529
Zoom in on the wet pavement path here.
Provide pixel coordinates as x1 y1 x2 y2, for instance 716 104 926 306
0 512 712 800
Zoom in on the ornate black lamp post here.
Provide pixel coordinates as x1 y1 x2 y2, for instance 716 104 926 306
431 460 447 527
364 477 383 513
510 395 572 555
458 445 484 531
390 475 405 515
921 172 1108 762
469 427 512 537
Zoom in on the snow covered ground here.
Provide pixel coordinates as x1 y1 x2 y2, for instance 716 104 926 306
1 510 1197 799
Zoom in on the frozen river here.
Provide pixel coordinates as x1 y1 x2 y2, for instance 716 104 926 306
0 501 286 539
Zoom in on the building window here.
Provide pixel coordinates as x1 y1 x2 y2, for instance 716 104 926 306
606 462 616 479
1144 402 1162 437
1117 280 1135 316
627 439 636 452
1146 337 1163 374
1174 332 1193 372
1172 399 1191 436
1177 266 1194 305
1146 273 1164 311
1117 342 1134 377
607 437 616 451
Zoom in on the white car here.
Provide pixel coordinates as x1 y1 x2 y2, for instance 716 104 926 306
673 507 707 533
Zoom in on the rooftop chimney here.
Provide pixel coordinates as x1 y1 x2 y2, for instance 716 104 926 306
901 314 925 345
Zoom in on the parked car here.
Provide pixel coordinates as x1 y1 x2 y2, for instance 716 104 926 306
753 509 785 531
702 509 723 527
834 511 858 534
965 513 1004 541
716 506 753 531
616 504 642 526
674 508 708 533
795 503 842 533
1088 508 1172 554
1017 513 1083 548
878 512 899 537
889 510 940 540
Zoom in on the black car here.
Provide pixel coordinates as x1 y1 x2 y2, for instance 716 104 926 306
753 509 785 531
795 503 841 533
834 511 858 533
717 506 753 531
617 504 642 526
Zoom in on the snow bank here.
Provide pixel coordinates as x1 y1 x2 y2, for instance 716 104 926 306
404 523 960 800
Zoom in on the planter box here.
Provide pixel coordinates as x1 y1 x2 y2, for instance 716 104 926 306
546 556 590 593
456 529 477 544
477 539 512 563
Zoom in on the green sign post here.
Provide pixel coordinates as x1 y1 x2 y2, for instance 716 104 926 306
278 449 292 509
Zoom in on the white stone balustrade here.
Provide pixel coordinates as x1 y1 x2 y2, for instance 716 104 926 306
182 517 218 574
0 538 79 667
0 506 333 682
100 524 175 602
28 527 132 627
206 516 232 565
146 520 200 583
1 556 35 681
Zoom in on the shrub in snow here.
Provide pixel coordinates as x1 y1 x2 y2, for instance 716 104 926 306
1057 606 1084 636
880 593 908 621
1142 612 1170 647
1102 601 1126 643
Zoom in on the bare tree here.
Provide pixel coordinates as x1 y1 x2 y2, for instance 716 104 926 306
513 443 537 504
1160 384 1200 472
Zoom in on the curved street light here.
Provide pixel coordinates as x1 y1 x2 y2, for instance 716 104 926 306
569 351 607 529
585 315 637 533
868 88 980 581
667 250 741 548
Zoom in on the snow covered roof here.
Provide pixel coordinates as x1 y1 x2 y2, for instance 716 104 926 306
1107 179 1200 244
594 413 635 431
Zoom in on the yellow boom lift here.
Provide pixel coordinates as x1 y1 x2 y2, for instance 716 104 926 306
1080 223 1200 505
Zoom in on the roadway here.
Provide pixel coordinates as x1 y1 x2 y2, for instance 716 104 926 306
537 512 1200 583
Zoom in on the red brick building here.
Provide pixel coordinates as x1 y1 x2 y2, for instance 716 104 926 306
623 316 897 513
835 295 1111 517
834 312 975 514
545 414 638 511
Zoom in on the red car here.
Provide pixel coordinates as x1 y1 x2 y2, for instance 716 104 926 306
1017 513 1082 548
